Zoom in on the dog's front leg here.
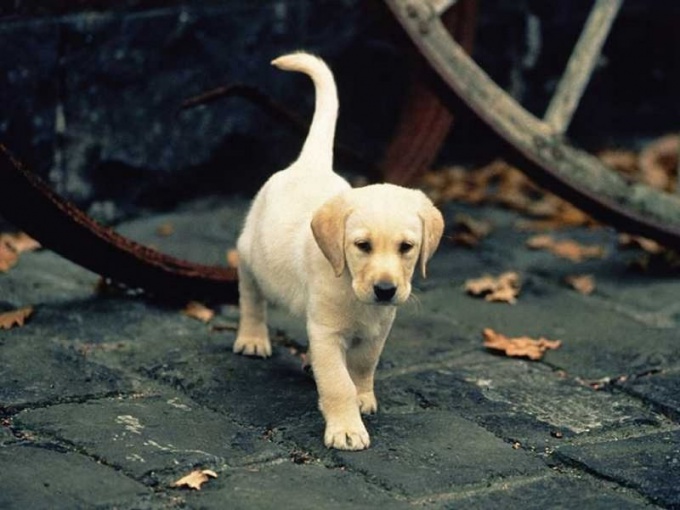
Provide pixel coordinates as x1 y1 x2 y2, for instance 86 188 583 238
347 331 389 415
308 322 369 451
234 265 272 358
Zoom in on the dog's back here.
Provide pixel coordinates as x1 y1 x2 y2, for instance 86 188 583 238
237 52 350 315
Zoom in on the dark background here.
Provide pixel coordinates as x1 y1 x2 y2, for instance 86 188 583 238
0 0 678 221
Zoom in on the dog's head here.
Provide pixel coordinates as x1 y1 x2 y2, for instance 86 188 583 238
311 184 444 305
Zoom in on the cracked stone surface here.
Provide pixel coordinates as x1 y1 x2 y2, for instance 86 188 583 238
1 198 679 509
0 444 150 508
556 431 680 509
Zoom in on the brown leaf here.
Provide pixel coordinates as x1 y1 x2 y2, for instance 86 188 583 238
465 272 521 304
482 328 561 360
526 235 605 262
0 307 34 330
564 274 595 295
0 241 18 272
639 134 678 192
422 160 597 230
182 301 214 323
171 469 218 491
618 234 664 255
598 149 639 176
3 232 40 253
452 214 493 247
0 233 40 273
226 249 239 268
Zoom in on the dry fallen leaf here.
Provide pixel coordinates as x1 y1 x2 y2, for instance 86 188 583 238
564 274 595 295
171 469 218 491
483 328 561 361
0 307 34 330
598 149 639 177
182 301 215 323
3 232 41 253
639 134 678 192
526 235 605 262
422 160 599 231
452 214 493 247
515 201 593 231
465 272 521 304
226 249 239 268
0 232 40 272
618 234 664 255
0 241 18 272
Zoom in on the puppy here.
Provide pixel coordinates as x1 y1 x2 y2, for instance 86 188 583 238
234 52 444 450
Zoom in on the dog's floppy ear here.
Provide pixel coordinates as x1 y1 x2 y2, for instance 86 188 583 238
418 196 445 278
311 195 351 277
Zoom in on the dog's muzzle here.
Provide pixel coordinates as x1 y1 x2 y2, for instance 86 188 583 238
373 281 397 303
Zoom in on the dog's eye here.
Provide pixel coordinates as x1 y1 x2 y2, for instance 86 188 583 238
399 242 414 254
355 241 372 253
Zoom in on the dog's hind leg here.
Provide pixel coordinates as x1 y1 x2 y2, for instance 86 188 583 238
234 265 272 358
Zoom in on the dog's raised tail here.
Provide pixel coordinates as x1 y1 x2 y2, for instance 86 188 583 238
272 52 338 172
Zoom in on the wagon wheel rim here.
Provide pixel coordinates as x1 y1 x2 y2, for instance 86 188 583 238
384 0 680 250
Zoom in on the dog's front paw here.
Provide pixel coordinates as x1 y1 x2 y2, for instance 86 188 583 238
324 419 370 450
233 335 272 358
357 392 378 415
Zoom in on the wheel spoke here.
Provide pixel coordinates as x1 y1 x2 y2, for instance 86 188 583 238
385 0 680 248
543 0 624 134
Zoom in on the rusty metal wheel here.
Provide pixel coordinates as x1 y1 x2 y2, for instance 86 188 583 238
379 0 477 185
384 0 680 249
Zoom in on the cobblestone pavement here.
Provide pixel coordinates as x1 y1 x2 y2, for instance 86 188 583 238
1 197 679 509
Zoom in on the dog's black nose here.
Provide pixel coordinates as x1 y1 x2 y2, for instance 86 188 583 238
374 281 397 302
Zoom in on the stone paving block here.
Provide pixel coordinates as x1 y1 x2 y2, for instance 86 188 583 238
556 430 680 509
103 302 321 428
380 312 474 371
0 329 131 410
415 275 680 380
377 355 659 450
589 273 680 328
183 461 412 510
140 336 318 427
484 215 680 323
13 393 286 481
622 369 680 421
1 251 99 308
279 410 546 499
450 354 659 434
375 372 562 453
116 200 248 266
0 293 187 413
27 287 320 433
338 412 546 498
0 443 149 509
450 471 658 509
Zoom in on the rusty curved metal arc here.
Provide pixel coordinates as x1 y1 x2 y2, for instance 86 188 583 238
380 0 478 185
384 0 680 250
0 144 238 303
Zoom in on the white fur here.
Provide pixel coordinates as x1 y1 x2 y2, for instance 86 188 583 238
234 52 444 450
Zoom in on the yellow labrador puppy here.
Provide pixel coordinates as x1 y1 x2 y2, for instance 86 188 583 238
234 52 444 450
